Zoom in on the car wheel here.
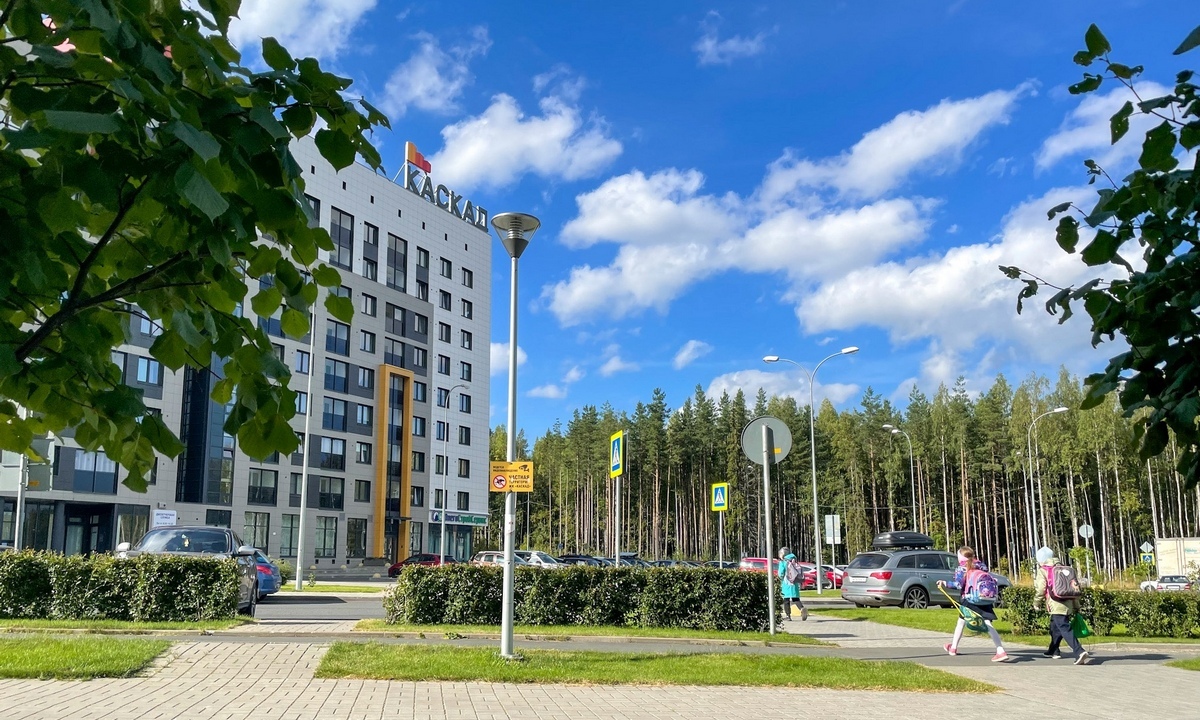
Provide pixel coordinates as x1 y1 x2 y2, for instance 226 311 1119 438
854 603 867 608
239 583 258 617
902 586 929 609
257 593 267 602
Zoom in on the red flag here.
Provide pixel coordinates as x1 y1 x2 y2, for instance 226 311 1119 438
405 142 432 174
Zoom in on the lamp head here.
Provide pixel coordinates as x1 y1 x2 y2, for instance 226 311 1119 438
882 424 895 430
891 429 901 435
491 212 540 260
1052 406 1068 414
840 346 860 355
762 355 780 363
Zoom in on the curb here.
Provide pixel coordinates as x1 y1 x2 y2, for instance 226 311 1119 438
343 629 830 648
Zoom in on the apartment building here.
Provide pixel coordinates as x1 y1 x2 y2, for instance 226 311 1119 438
0 137 492 569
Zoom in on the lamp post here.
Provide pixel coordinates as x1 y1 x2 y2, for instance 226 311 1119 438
492 211 539 659
763 346 859 595
1027 406 1067 552
439 382 469 566
294 318 317 590
882 425 916 532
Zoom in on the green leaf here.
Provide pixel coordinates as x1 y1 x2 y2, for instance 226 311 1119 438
1073 50 1096 67
212 378 236 405
280 307 310 338
312 264 341 287
1110 101 1133 144
1080 230 1121 266
1084 24 1111 56
261 36 295 71
1174 25 1200 55
1138 122 1179 173
1047 201 1072 220
1107 63 1140 80
1055 216 1080 253
314 128 356 170
1069 75 1103 95
42 111 120 134
175 164 230 220
250 286 283 319
167 120 222 162
325 294 354 323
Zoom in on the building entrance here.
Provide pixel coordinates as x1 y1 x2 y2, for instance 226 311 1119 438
63 503 114 555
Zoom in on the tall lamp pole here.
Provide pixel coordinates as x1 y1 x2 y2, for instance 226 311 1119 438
294 318 317 590
492 212 539 659
1027 406 1068 552
883 425 916 532
763 346 859 595
439 382 469 566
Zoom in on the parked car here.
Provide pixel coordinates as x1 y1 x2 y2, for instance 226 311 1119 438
738 557 770 572
470 551 530 567
705 560 739 569
115 525 259 616
802 563 844 589
840 531 1011 609
557 553 604 566
514 550 563 568
1150 575 1192 592
253 550 281 600
387 553 456 577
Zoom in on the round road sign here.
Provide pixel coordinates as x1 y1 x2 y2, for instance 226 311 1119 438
1078 524 1094 539
740 416 792 465
491 474 508 491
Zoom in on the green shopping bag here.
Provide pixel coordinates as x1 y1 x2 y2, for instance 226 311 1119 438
1070 613 1092 639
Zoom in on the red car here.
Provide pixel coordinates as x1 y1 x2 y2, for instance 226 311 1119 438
387 553 456 577
738 557 771 572
801 563 844 589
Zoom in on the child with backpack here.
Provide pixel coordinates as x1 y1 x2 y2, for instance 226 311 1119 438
937 546 1009 662
777 547 808 621
1034 546 1089 665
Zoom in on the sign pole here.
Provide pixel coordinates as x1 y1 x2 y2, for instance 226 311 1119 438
762 423 776 637
610 431 624 565
719 510 724 568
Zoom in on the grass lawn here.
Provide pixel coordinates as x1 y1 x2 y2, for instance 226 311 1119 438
353 620 825 645
0 618 247 632
278 584 386 593
1167 658 1200 671
812 607 1200 645
0 637 170 679
317 642 996 692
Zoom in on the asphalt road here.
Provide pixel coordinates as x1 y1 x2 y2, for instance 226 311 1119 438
256 594 386 621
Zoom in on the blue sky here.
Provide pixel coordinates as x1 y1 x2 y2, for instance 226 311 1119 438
229 1 1189 435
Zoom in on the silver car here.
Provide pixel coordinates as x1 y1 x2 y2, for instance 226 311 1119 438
841 549 1011 609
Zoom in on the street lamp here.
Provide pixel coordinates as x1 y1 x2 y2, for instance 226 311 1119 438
439 382 469 566
294 316 317 590
763 346 859 595
882 425 917 532
492 211 539 660
1027 406 1068 551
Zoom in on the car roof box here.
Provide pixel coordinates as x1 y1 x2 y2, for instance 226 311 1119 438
871 531 934 549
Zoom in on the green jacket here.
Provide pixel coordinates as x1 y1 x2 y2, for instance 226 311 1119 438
1034 557 1080 616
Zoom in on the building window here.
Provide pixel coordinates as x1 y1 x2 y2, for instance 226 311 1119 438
322 398 347 432
295 349 310 375
329 207 354 270
295 391 308 415
360 330 376 353
436 387 450 408
326 320 350 356
438 290 451 311
318 476 345 510
460 330 472 350
363 257 377 281
386 303 405 335
319 436 345 470
346 517 367 558
248 469 278 505
332 285 350 300
438 322 451 343
272 343 285 362
457 491 469 511
459 362 472 382
244 512 270 551
290 472 302 498
363 222 378 246
280 514 299 556
461 299 473 319
354 480 371 503
434 454 446 476
413 382 427 403
411 485 425 507
417 247 429 268
74 451 117 494
315 517 338 557
206 509 232 528
362 294 377 317
437 355 450 375
411 451 425 472
136 357 162 385
433 488 444 510
303 195 320 226
356 442 372 464
384 338 404 368
416 279 428 301
387 233 407 292
412 416 426 437
358 367 374 390
458 425 471 446
435 421 448 442
458 458 470 478
413 313 428 335
462 268 473 288
356 404 373 427
439 257 452 278
412 348 427 368
459 394 472 414
324 359 349 393
139 315 162 337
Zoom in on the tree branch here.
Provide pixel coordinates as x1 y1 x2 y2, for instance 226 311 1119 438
0 0 18 30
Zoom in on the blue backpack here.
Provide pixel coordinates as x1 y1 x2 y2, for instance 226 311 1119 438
963 568 999 604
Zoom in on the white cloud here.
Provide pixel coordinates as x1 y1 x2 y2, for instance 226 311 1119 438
673 340 713 369
599 354 639 377
988 157 1016 177
693 11 770 66
562 366 585 383
528 384 567 399
490 342 528 376
381 27 491 118
229 0 376 61
706 369 859 408
430 94 622 192
1036 82 1168 173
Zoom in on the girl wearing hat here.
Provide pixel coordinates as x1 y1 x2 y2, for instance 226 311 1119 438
937 546 1009 662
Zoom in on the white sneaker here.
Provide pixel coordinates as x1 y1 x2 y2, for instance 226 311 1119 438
800 606 809 621
1075 651 1091 665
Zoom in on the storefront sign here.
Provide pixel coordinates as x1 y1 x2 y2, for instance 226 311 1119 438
402 142 489 232
429 510 488 526
152 509 177 528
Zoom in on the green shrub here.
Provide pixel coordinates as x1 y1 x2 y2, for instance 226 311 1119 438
0 551 51 619
1001 584 1200 638
130 555 240 621
276 560 294 584
48 554 138 621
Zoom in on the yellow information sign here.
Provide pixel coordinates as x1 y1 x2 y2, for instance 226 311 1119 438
489 461 534 493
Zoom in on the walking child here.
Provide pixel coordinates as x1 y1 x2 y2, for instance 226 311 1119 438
1034 546 1090 664
777 547 808 621
937 546 1010 662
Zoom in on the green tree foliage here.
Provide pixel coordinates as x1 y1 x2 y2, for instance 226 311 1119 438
0 0 388 488
1001 23 1200 489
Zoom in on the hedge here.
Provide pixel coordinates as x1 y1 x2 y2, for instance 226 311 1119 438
1002 585 1200 638
0 550 241 622
384 565 779 631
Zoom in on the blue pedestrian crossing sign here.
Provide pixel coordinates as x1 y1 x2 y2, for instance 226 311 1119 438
610 430 625 478
711 482 729 512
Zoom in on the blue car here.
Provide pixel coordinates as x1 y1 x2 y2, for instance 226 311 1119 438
253 550 281 600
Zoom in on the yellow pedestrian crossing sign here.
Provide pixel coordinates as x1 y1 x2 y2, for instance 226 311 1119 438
610 430 625 478
711 483 729 512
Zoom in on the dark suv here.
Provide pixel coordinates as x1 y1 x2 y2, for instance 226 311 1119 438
841 532 1011 609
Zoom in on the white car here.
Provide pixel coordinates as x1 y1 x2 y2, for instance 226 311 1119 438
1144 575 1192 592
469 551 530 568
514 550 563 568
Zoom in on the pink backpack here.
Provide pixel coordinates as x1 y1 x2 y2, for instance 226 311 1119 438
1043 564 1082 601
